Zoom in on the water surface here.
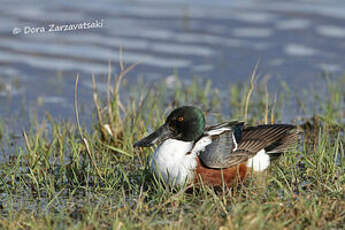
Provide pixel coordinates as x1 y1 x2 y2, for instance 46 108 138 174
0 0 345 147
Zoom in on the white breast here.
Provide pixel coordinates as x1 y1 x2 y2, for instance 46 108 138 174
151 139 196 186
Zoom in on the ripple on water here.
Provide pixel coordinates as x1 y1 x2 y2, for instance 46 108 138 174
275 19 311 30
0 17 21 33
64 34 150 50
0 50 109 74
232 11 278 24
284 44 319 57
316 25 345 38
0 67 22 77
37 96 66 105
317 63 342 73
0 38 192 69
232 27 273 38
150 43 214 56
191 64 214 73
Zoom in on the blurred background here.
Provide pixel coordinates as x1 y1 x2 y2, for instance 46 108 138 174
1 0 345 129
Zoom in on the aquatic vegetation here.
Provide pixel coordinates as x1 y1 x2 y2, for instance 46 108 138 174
0 65 344 229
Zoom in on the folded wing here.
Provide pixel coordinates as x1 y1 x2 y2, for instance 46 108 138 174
198 123 299 169
198 121 244 168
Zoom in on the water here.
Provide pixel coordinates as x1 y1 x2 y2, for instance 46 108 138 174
0 0 345 134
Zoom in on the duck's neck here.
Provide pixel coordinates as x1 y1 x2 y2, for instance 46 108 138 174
151 139 197 186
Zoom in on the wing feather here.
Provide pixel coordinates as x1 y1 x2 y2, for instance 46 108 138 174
198 123 298 169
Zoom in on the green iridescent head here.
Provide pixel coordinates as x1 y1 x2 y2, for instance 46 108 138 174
133 106 206 147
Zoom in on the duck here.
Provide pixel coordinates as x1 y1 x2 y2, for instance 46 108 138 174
133 106 299 187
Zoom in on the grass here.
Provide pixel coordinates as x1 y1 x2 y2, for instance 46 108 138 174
0 64 344 230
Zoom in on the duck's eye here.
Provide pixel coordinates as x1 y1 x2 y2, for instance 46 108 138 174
177 116 184 122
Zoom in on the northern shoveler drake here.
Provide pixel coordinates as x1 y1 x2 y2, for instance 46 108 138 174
133 106 299 187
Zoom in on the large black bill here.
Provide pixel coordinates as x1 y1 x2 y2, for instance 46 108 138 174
133 124 173 147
